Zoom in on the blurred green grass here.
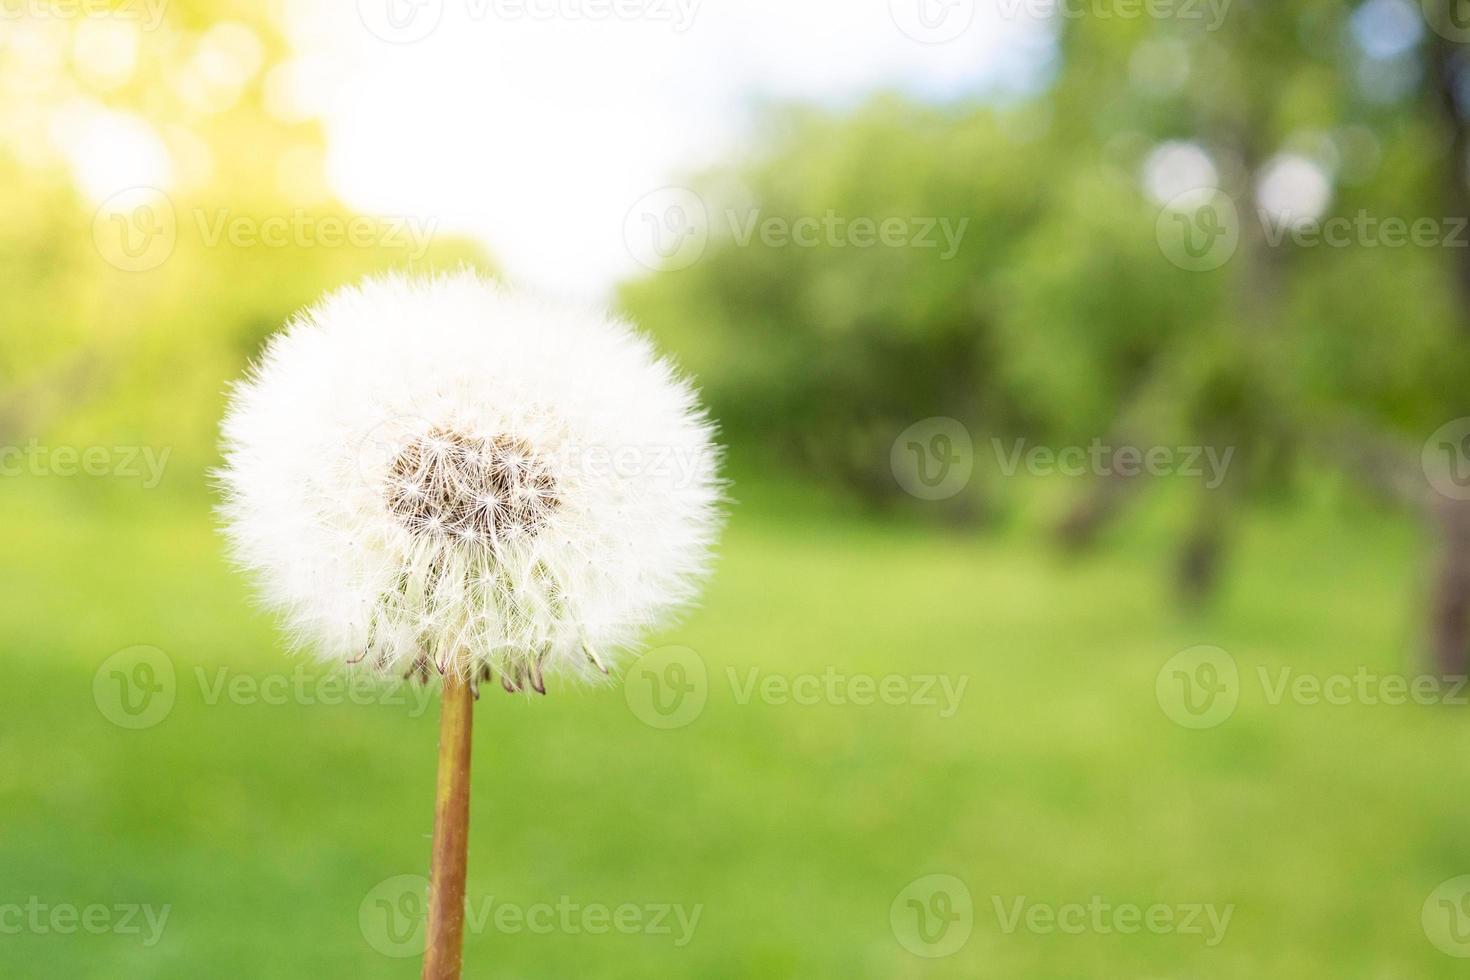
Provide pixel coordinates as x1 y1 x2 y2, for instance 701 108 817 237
3 474 1469 979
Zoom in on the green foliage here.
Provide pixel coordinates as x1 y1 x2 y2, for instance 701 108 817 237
623 4 1470 510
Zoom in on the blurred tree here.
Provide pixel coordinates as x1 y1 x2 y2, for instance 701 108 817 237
0 2 487 465
620 0 1470 666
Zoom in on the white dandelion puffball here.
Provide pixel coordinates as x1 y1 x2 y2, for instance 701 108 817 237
217 271 721 690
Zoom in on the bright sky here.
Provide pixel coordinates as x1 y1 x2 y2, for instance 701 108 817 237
278 0 1054 300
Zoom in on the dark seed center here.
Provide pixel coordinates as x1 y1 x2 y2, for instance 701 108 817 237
385 427 557 541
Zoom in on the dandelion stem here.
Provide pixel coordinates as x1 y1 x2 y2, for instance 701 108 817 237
423 674 474 980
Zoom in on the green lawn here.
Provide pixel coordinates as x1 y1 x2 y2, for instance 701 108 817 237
3 473 1469 978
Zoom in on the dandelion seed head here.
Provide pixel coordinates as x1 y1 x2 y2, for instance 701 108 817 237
215 270 722 684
